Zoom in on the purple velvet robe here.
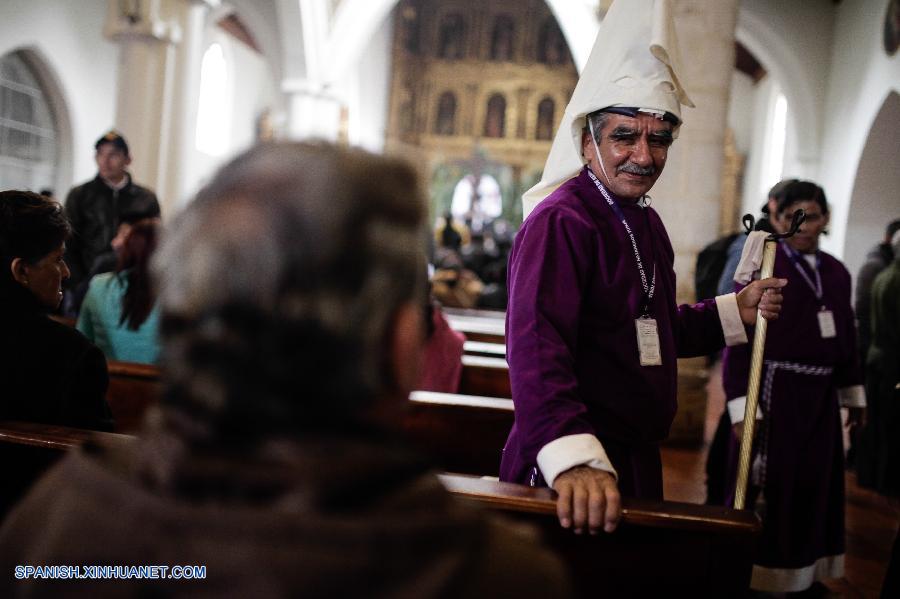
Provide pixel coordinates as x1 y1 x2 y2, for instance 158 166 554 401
722 244 861 585
501 167 727 497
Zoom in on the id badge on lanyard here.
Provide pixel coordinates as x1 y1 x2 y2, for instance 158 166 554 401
781 242 835 339
635 316 662 366
817 309 836 339
587 169 661 366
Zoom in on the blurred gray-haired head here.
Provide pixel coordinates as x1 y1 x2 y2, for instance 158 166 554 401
153 142 426 442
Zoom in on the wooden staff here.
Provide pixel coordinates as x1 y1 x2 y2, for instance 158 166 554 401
733 210 805 510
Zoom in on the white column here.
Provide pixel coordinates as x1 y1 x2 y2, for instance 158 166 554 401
104 0 181 197
105 0 216 216
652 0 740 302
160 1 212 211
283 79 342 141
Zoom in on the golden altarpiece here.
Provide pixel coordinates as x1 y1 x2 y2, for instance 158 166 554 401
384 0 578 223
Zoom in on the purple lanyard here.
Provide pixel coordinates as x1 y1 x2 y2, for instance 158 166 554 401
780 241 823 303
586 169 656 315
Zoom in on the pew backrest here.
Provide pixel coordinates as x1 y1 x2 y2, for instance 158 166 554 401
106 360 163 433
406 391 513 476
458 354 510 398
0 421 760 598
439 473 760 597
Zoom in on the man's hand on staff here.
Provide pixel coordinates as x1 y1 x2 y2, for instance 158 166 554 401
552 466 621 535
736 277 788 325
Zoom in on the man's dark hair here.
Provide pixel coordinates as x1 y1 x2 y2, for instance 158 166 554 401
153 142 426 446
774 180 829 216
0 190 71 295
95 130 130 157
760 178 799 213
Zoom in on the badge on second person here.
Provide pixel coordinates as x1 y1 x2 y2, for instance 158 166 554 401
636 317 662 366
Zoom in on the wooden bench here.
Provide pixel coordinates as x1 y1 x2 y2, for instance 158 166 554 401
440 473 759 596
445 313 505 345
458 354 511 398
104 359 514 434
106 360 164 433
405 391 513 476
0 421 759 596
462 340 506 358
101 362 513 476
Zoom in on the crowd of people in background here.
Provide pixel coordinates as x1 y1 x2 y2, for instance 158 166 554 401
430 211 515 311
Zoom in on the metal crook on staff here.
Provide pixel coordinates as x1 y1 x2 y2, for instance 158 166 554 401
733 209 805 510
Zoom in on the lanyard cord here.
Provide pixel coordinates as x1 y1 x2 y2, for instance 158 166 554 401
586 168 657 315
780 241 823 303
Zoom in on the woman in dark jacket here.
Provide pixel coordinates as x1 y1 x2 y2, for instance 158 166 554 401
0 190 112 431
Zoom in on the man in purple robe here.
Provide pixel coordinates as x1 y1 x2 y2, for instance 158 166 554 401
501 0 787 536
722 181 864 593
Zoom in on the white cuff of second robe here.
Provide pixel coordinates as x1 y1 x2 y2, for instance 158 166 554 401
536 433 618 488
727 396 763 424
716 293 748 347
838 384 866 408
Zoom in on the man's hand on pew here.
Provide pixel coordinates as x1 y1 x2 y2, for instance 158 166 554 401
552 465 621 535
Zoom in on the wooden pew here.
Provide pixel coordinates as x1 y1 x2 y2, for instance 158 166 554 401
100 363 514 476
441 473 759 597
104 359 514 434
458 354 511 398
106 360 163 433
442 307 506 320
0 421 759 596
405 391 513 476
445 313 505 345
462 340 506 359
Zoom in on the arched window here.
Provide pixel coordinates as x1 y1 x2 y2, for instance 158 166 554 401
537 19 567 65
195 43 229 156
434 92 457 135
451 173 503 223
438 14 466 60
536 97 555 140
760 91 788 198
483 94 506 138
0 51 58 191
490 15 515 61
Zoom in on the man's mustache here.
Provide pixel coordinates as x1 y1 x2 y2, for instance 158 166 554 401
618 163 656 176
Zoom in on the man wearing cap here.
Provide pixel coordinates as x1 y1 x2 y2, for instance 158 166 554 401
500 0 787 535
63 131 160 313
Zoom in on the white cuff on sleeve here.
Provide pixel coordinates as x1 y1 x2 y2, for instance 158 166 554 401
716 293 748 347
536 433 617 488
727 396 763 424
838 385 866 408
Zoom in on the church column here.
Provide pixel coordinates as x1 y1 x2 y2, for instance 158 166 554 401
654 0 740 302
283 79 343 141
160 0 211 210
282 0 342 141
104 0 214 214
103 0 180 201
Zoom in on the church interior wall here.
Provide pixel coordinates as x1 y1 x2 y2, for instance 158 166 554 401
0 0 119 191
343 11 394 153
818 0 900 265
736 0 835 186
737 74 780 219
842 91 900 295
727 70 756 157
228 0 284 84
170 12 280 209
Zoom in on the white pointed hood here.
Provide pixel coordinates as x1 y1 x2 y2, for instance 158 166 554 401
522 0 694 217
